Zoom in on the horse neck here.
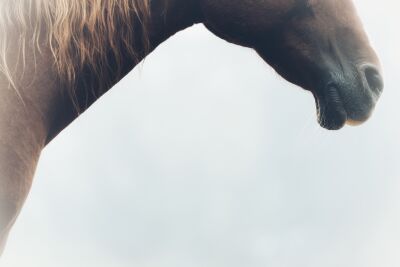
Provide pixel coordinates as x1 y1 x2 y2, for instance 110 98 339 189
148 0 203 48
0 0 204 252
46 0 203 142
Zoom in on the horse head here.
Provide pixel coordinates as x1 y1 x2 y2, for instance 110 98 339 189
200 0 383 130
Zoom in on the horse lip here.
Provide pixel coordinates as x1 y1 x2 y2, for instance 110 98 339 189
313 84 348 130
346 119 364 126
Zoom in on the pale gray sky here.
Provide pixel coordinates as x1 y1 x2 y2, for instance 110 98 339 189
2 1 400 266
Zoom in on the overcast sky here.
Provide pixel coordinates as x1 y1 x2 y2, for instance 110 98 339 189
2 1 400 266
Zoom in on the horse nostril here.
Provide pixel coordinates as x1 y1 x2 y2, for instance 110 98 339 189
363 65 384 94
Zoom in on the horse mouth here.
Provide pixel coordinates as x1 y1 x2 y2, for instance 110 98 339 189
314 85 348 130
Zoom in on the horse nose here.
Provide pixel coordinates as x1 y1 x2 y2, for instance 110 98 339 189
362 64 384 95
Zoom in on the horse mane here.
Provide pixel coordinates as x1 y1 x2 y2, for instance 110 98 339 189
0 0 151 104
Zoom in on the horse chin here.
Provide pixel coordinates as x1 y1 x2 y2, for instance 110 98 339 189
313 86 348 130
316 104 347 130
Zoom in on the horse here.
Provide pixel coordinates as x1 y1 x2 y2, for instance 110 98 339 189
0 0 383 256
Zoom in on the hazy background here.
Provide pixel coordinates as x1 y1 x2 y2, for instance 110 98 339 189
2 0 400 266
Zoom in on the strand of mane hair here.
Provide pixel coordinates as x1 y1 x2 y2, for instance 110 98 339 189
0 0 151 110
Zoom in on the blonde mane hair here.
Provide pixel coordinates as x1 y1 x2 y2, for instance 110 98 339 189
0 0 151 103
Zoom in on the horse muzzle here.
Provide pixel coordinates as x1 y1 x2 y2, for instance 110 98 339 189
314 64 383 130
